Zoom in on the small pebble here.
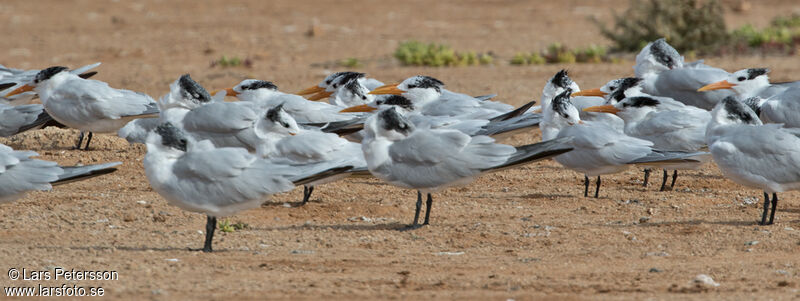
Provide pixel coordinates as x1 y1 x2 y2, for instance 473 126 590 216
649 268 663 273
693 274 720 287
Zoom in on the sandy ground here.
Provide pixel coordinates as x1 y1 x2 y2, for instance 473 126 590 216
1 0 800 299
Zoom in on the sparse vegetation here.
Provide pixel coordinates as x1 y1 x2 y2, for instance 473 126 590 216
730 14 800 54
593 0 727 53
219 220 249 233
510 44 611 65
338 57 362 68
211 55 253 68
394 40 494 67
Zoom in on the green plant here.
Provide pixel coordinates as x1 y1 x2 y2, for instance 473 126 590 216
731 14 800 50
593 0 728 53
338 57 362 68
219 220 249 233
394 40 493 67
212 55 252 68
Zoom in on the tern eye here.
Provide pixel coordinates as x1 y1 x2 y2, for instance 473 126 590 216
737 76 746 82
407 84 416 89
609 86 616 90
281 122 289 128
361 95 367 100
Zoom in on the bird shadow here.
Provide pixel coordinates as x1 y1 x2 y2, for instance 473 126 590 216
248 222 410 232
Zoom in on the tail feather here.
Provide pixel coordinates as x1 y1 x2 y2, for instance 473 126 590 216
479 113 541 136
489 100 537 122
291 165 354 186
484 137 574 172
628 150 709 165
15 111 55 134
52 162 122 186
473 94 497 101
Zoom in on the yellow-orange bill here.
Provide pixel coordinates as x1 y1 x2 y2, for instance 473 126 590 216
296 85 325 95
211 87 238 97
697 80 736 92
571 88 606 97
582 105 620 114
307 91 333 101
4 84 34 97
368 84 403 95
340 104 377 113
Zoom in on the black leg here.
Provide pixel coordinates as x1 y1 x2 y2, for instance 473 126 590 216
301 185 314 205
83 132 93 151
73 131 85 149
411 191 422 226
594 176 601 198
203 216 217 253
422 193 433 225
760 192 770 225
659 169 668 191
670 170 678 188
584 175 589 197
768 193 778 225
642 168 650 187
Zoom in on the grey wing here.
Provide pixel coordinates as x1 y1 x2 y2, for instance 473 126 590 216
0 145 62 203
183 102 257 134
0 104 47 136
54 78 157 119
761 88 800 127
651 68 733 110
69 62 101 75
629 109 709 151
54 162 121 186
711 125 800 188
118 118 161 144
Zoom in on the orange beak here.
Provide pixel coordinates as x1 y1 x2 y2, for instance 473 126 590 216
212 87 238 97
296 85 325 96
4 84 34 97
571 88 607 97
340 104 377 113
583 105 620 114
698 80 736 92
368 84 403 95
307 90 333 101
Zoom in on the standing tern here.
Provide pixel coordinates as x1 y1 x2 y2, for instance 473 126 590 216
583 95 711 190
697 68 800 127
543 90 705 197
361 107 572 228
0 62 101 106
706 96 800 225
143 122 353 252
253 104 368 205
5 66 159 150
0 143 120 203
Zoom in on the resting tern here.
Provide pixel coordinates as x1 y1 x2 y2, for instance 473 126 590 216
0 103 58 137
361 107 572 228
542 70 624 131
583 95 711 190
0 62 101 106
5 66 159 150
254 104 367 205
543 90 705 197
218 79 361 123
297 71 384 104
0 143 120 203
634 38 733 110
698 68 800 127
706 96 800 225
143 122 353 252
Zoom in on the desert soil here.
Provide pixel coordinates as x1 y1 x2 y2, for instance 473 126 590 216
1 0 800 300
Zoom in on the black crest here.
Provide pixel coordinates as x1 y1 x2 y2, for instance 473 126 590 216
551 88 573 115
155 122 188 152
335 72 365 86
379 107 413 135
241 80 277 91
721 96 758 125
608 77 643 102
34 66 69 83
550 69 572 89
343 78 367 100
746 68 769 80
379 95 415 111
742 97 763 116
325 71 352 85
179 74 212 104
650 38 680 69
408 76 444 92
622 96 660 108
265 104 285 122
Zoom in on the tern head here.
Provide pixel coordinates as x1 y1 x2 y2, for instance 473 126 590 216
603 77 644 104
226 79 278 100
370 75 443 106
5 66 70 97
542 70 581 107
710 96 762 126
368 107 415 140
297 71 363 100
151 122 188 153
334 76 374 105
544 89 582 127
698 68 769 98
158 74 213 110
260 103 300 136
634 38 683 76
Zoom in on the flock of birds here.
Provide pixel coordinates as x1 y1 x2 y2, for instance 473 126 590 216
1 38 799 252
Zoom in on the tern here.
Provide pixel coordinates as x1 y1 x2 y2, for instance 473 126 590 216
0 143 120 203
0 103 59 137
0 62 101 106
143 122 353 252
253 104 368 205
697 68 800 127
543 90 706 197
5 66 159 150
361 107 572 228
542 70 624 131
296 71 384 104
706 96 800 225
